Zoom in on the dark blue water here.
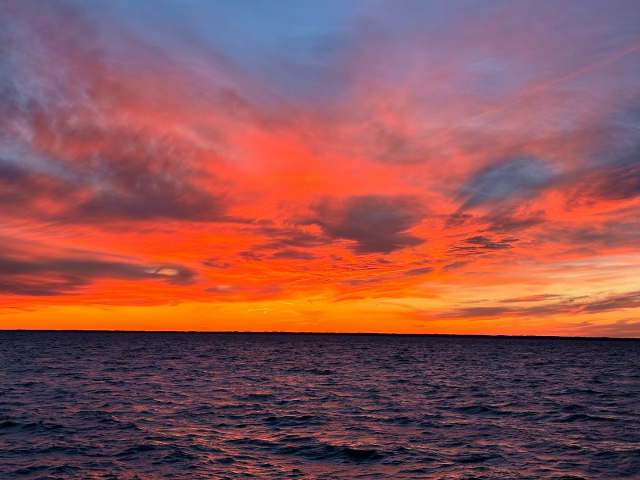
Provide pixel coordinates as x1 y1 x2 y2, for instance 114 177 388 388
0 332 639 479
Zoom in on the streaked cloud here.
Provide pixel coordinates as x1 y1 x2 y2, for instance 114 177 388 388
308 195 425 254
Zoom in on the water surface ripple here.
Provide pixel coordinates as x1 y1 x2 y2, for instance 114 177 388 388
1 332 639 478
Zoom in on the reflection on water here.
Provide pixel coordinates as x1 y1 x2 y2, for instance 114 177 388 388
0 331 639 478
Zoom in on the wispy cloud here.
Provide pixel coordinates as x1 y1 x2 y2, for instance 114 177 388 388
425 291 640 320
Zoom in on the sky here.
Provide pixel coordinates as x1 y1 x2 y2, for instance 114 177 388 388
1 0 640 336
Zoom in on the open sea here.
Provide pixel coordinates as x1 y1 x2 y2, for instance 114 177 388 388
0 331 639 479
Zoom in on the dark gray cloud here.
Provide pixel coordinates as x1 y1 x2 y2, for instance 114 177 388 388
464 235 492 245
252 225 326 250
270 248 315 260
484 210 546 233
569 160 640 205
0 136 233 225
0 159 28 184
0 159 77 213
500 294 562 303
580 292 640 314
457 157 557 211
539 220 640 249
341 277 384 286
0 254 196 296
308 195 426 254
594 161 640 201
441 260 473 272
428 291 640 319
444 212 474 229
573 318 640 337
60 124 234 222
76 182 228 222
464 235 515 248
0 7 238 226
54 125 233 223
404 267 434 276
448 235 516 256
201 257 232 269
239 251 263 261
0 278 86 297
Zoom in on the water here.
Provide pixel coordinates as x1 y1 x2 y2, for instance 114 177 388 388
0 332 639 479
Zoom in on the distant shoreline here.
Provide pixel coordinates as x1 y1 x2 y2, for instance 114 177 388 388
0 329 638 341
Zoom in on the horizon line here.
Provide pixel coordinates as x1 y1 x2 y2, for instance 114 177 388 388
0 329 638 340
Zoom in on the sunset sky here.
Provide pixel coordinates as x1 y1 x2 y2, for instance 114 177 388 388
2 0 640 335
